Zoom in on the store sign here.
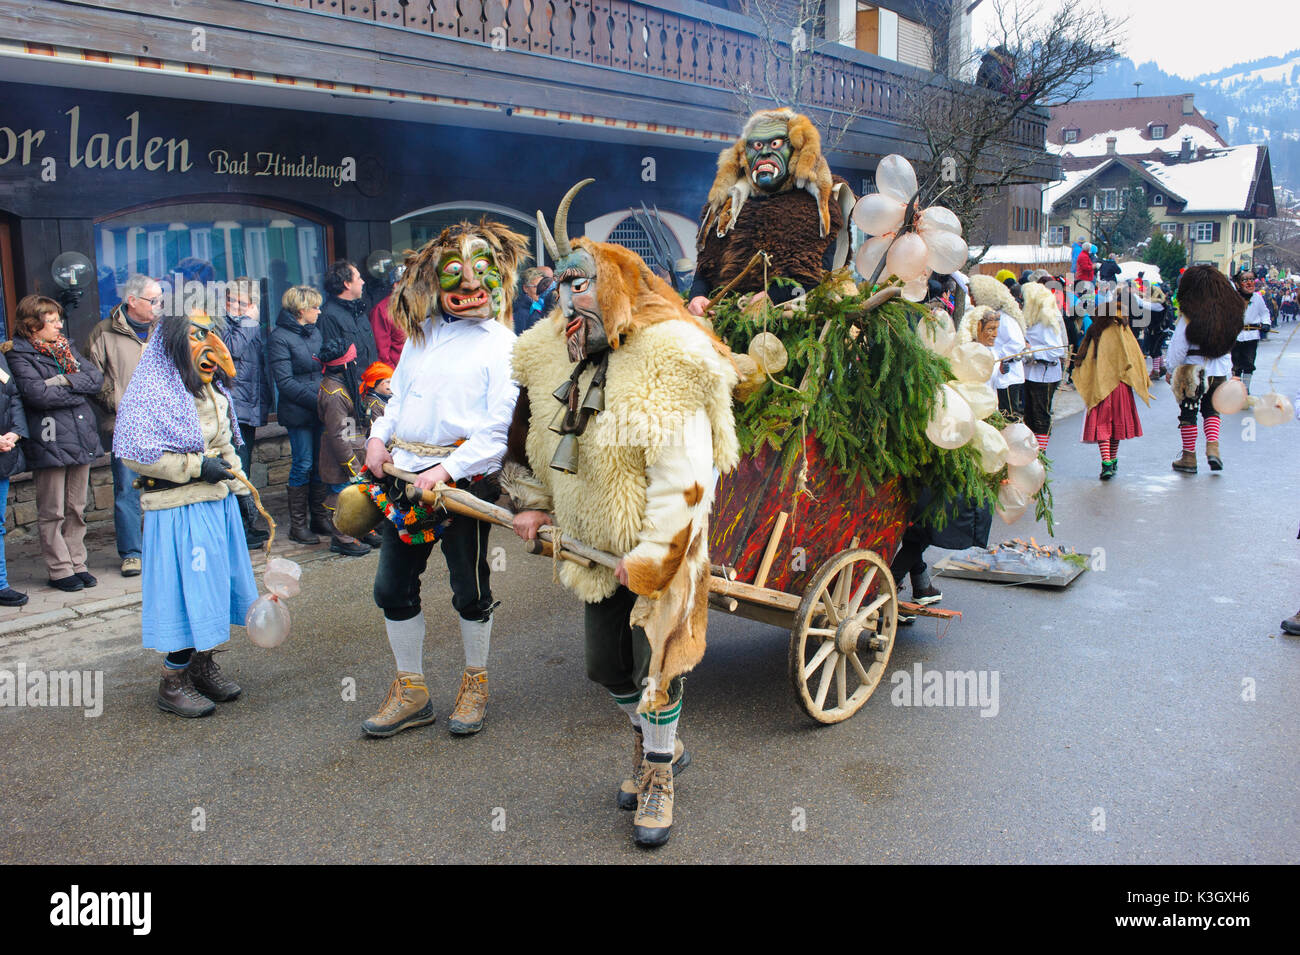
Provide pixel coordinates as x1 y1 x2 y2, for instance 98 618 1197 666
1 105 353 187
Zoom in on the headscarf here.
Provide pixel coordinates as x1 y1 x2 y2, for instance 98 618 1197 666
113 333 241 465
360 360 394 396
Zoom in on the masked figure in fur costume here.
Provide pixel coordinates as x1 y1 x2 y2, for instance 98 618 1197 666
1166 265 1245 473
505 180 739 847
361 218 528 738
115 311 258 718
687 108 853 316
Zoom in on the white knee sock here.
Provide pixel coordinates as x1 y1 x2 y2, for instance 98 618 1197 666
385 614 426 675
460 616 491 670
610 691 642 731
640 698 682 759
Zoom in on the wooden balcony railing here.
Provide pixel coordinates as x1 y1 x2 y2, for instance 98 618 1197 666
269 0 1047 152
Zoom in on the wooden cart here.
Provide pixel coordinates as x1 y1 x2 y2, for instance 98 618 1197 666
706 435 959 724
405 435 959 726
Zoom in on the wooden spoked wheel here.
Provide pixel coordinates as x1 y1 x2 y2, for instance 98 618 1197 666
788 549 898 724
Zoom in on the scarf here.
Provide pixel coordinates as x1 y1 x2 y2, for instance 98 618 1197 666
32 335 79 374
113 335 242 464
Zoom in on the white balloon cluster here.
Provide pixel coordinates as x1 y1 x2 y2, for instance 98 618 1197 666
245 557 302 649
1209 377 1294 427
851 154 969 301
915 308 1044 524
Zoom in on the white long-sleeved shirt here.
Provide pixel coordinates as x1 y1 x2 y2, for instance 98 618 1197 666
1024 320 1065 383
990 312 1026 389
1166 317 1232 377
1237 292 1270 342
369 314 518 480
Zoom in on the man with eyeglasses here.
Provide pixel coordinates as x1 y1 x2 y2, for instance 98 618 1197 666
86 272 163 577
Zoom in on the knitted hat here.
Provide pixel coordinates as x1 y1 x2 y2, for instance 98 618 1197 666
995 269 1016 284
320 338 357 368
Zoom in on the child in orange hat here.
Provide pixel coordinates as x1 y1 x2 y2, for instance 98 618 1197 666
360 360 394 427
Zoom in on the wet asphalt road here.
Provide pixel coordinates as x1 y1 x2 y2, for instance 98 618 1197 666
2 334 1298 864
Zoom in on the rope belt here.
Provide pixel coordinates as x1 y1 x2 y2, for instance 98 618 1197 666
388 437 465 457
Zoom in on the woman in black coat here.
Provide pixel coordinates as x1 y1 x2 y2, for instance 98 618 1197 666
7 296 105 592
268 285 324 543
0 344 31 605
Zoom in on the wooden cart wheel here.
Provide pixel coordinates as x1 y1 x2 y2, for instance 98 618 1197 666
788 548 898 724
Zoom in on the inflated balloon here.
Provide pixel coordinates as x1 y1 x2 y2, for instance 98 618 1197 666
854 234 892 281
1007 457 1046 496
970 419 1009 473
925 385 975 450
851 192 906 236
1210 378 1248 415
1002 422 1039 467
264 557 302 599
996 482 1029 524
901 275 929 302
885 232 929 283
948 342 996 384
748 331 788 374
916 206 962 238
1252 392 1294 427
950 380 997 420
918 309 957 356
875 154 919 204
924 231 970 274
246 594 290 649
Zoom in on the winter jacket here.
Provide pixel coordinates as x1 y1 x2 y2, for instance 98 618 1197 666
369 295 406 367
84 304 150 432
319 295 378 373
0 347 30 478
1076 251 1095 283
1098 258 1121 282
268 309 322 429
6 336 105 470
316 373 365 485
222 314 273 427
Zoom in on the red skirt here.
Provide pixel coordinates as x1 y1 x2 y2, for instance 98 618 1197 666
1081 385 1143 443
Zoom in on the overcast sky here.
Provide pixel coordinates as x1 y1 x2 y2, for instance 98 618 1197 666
973 0 1296 79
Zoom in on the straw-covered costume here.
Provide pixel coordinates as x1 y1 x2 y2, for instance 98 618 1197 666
504 181 739 847
115 312 255 718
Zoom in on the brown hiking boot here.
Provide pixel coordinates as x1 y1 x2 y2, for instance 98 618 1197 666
618 733 690 810
1205 440 1223 471
1282 612 1300 636
361 672 435 737
188 649 241 702
1172 451 1197 473
157 664 216 718
632 758 675 847
447 668 489 735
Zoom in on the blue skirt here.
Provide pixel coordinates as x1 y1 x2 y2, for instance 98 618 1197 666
142 495 259 653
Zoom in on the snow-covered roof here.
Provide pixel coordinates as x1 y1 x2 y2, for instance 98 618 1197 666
1043 168 1095 209
1052 123 1224 159
974 245 1073 265
1141 145 1262 214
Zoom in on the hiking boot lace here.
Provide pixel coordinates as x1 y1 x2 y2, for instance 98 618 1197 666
639 764 672 821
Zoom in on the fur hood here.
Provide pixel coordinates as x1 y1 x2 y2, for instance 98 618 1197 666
700 108 834 242
968 274 1024 328
956 305 1000 346
1021 281 1064 338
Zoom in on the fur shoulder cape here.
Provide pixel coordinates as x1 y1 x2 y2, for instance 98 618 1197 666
1021 282 1064 338
968 274 1024 329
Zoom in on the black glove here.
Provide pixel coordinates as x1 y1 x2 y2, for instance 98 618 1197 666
199 456 236 484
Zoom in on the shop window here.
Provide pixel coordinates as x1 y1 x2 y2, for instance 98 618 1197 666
95 200 331 322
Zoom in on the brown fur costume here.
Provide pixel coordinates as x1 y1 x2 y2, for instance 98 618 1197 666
694 109 852 297
1178 265 1245 360
502 237 739 711
389 217 529 344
